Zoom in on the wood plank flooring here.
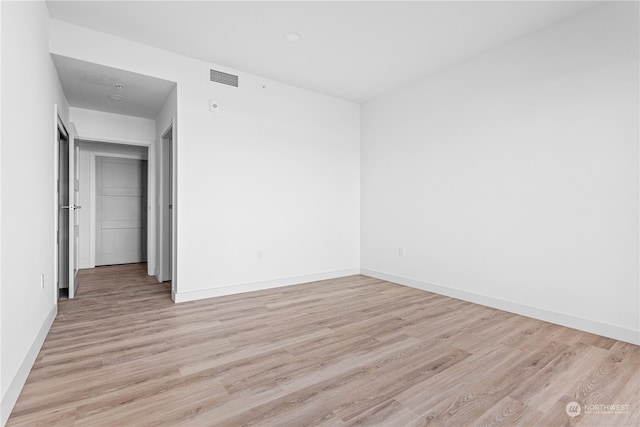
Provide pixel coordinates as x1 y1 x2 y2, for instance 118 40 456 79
7 264 639 426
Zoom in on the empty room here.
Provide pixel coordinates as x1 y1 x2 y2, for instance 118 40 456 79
1 1 638 426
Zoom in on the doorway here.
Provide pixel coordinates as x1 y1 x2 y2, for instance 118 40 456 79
56 128 176 299
77 140 150 270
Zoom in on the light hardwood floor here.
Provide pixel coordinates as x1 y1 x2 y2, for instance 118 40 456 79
7 264 639 426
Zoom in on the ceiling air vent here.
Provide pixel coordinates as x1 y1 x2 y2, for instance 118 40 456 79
210 69 238 87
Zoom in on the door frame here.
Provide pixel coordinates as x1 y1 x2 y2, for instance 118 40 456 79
74 135 156 277
89 152 148 268
68 123 80 298
54 110 80 299
54 109 69 301
157 120 176 297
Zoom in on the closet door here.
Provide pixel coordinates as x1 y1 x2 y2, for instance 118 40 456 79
96 157 147 266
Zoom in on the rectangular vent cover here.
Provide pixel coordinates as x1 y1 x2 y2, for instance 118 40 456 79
210 69 238 87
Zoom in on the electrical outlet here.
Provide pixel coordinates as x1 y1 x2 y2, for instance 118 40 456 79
257 251 263 261
399 247 405 257
40 274 45 290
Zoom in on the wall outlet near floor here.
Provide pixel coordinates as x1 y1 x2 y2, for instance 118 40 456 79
40 274 45 290
398 247 405 257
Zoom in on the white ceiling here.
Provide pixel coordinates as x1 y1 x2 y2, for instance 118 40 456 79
52 54 176 119
47 1 600 104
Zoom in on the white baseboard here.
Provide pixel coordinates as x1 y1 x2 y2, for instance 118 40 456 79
1 304 57 426
361 268 640 346
173 268 360 303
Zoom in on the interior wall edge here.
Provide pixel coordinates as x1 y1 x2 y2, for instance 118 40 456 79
0 304 57 426
360 268 640 346
75 133 154 148
172 268 360 303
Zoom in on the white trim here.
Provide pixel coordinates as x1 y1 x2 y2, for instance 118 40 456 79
157 121 173 285
361 268 640 346
169 119 177 298
1 305 57 426
53 106 62 303
157 119 177 296
173 268 360 303
76 134 152 147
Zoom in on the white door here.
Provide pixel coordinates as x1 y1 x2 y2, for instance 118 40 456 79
68 127 80 298
96 157 147 265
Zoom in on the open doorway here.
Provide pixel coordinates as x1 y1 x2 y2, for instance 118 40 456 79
51 54 177 297
77 141 150 270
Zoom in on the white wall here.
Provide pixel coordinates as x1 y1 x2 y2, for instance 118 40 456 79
361 2 639 344
70 107 156 145
50 20 361 301
1 1 70 423
77 140 148 269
